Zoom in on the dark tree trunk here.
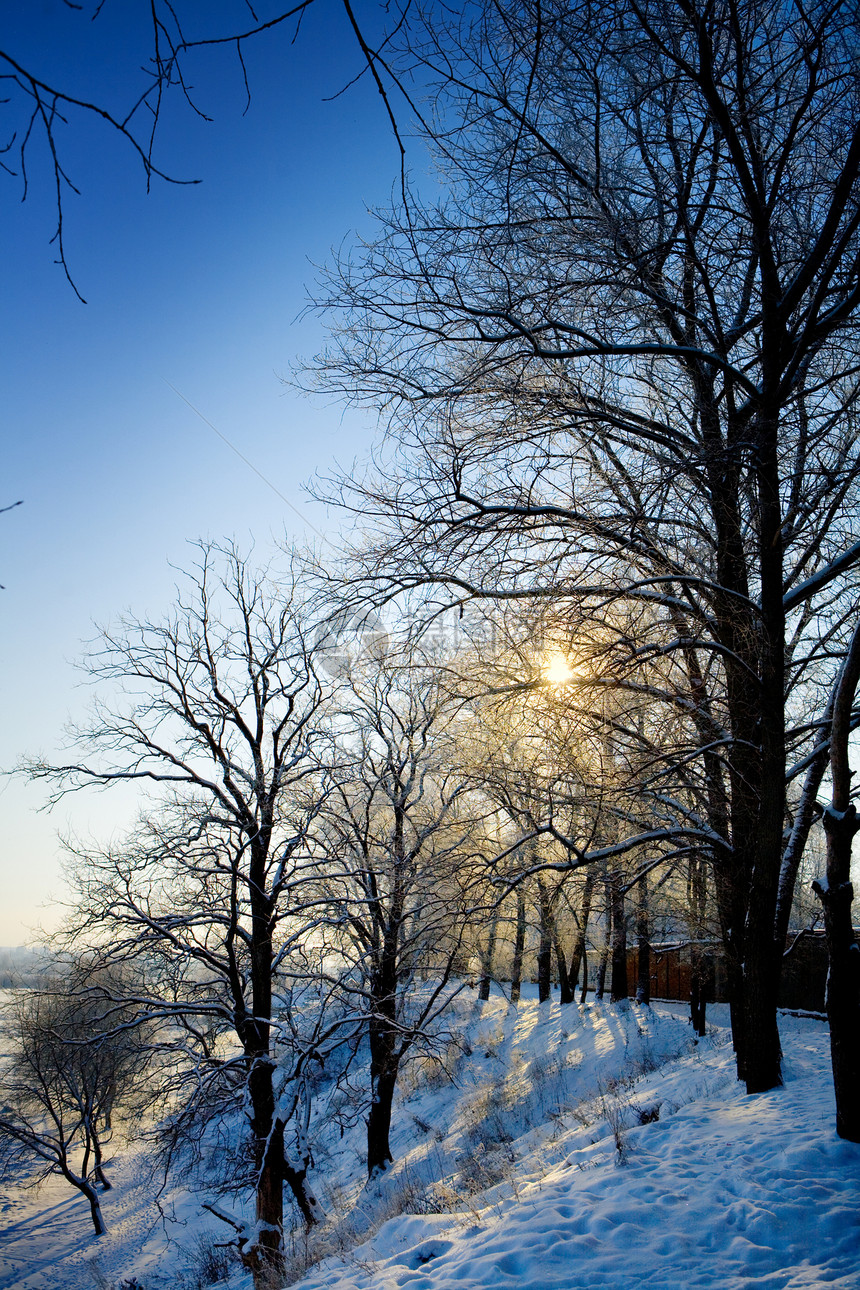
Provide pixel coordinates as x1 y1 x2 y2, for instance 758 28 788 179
366 885 403 1179
740 416 787 1096
367 1049 399 1177
635 875 650 1005
536 881 553 1003
478 913 499 1001
567 869 596 1000
595 876 611 1000
555 932 575 1004
687 853 708 1034
86 1114 112 1191
579 943 589 1003
283 1144 322 1227
366 985 402 1181
743 816 784 1093
816 807 860 1140
595 944 609 1001
713 851 749 1080
510 888 526 1004
700 390 783 1092
60 1160 106 1236
243 850 290 1282
690 947 708 1037
743 907 783 1093
718 826 758 1086
537 932 552 1003
256 1128 286 1273
366 1011 397 1175
609 873 628 1003
813 621 860 1141
247 1055 286 1276
85 1185 107 1237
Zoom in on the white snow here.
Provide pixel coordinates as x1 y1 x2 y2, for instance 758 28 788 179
1 992 859 1290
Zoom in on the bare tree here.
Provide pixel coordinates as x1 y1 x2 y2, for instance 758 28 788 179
311 0 860 1095
25 542 326 1282
312 654 477 1177
0 967 146 1236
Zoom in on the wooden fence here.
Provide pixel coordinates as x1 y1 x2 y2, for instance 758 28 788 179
628 932 830 1013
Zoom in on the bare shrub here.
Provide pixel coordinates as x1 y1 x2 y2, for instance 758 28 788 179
182 1235 236 1287
455 1142 515 1195
280 1160 449 1286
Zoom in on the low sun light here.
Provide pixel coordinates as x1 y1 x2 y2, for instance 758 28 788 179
543 653 574 686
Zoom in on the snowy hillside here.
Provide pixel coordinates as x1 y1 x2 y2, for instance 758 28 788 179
1 994 858 1290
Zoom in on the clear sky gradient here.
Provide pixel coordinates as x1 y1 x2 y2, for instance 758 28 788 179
1 2 409 943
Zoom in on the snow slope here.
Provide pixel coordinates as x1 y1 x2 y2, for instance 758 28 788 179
1 993 858 1290
285 998 860 1290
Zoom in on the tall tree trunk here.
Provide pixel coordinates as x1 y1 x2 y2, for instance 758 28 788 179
478 912 499 1001
609 872 628 1003
247 1056 285 1277
813 621 860 1141
690 947 706 1037
366 967 401 1177
567 869 596 1001
510 887 526 1004
366 881 404 1179
700 390 769 1088
635 874 650 1005
595 943 609 1000
579 943 589 1003
736 413 786 1095
536 880 553 1003
595 877 611 1000
713 856 748 1077
555 932 575 1004
244 853 289 1282
742 840 785 1092
367 1060 399 1178
688 854 708 1035
536 930 553 1002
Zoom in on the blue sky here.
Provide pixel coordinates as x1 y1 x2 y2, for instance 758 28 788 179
0 2 408 942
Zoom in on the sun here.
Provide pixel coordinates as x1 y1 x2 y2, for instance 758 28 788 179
543 653 574 686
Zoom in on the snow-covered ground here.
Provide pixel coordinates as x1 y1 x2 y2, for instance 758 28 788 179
2 992 858 1290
